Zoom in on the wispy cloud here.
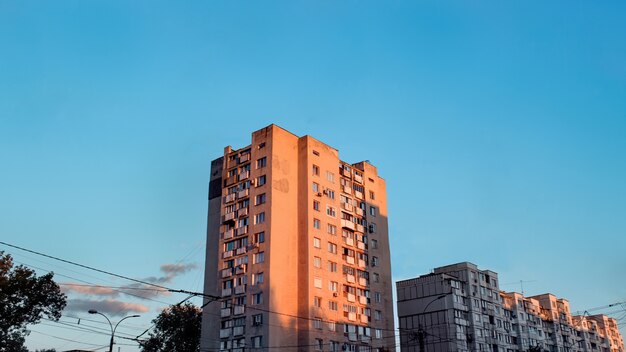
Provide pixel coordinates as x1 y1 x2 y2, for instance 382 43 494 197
65 299 149 316
62 284 119 297
160 263 197 275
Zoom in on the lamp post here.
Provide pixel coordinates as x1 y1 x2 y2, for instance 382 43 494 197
89 309 140 352
417 294 448 352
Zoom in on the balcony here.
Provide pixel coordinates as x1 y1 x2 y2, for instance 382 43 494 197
341 219 355 230
361 335 371 343
342 202 353 212
233 326 244 336
359 296 368 305
236 226 248 236
237 208 248 217
347 293 356 302
341 167 351 178
220 308 231 317
219 328 232 339
348 313 357 322
360 314 369 323
239 170 249 181
345 237 354 246
221 288 232 297
234 285 246 295
342 185 352 194
359 277 368 286
235 264 247 275
348 332 357 341
354 190 364 199
346 274 356 283
345 256 355 265
224 212 236 222
357 241 366 250
358 259 366 268
237 189 249 199
234 305 245 315
355 224 364 233
223 250 234 259
223 229 234 240
224 175 237 186
235 247 247 255
225 193 236 203
221 268 233 278
355 208 364 216
354 173 363 184
239 154 250 163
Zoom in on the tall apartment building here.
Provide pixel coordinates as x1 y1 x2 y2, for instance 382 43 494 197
396 262 624 352
200 125 395 352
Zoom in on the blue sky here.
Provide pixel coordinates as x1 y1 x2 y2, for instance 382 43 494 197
1 1 625 350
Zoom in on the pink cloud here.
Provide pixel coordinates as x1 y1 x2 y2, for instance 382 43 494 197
61 283 119 297
66 298 149 317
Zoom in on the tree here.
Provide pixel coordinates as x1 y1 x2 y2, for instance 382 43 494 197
0 251 67 352
139 302 201 352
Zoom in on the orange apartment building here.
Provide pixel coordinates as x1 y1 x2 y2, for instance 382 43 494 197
200 125 395 352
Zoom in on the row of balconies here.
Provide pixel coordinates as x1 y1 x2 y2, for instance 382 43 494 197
344 274 369 287
219 326 245 338
222 246 248 259
343 256 367 268
222 225 249 241
221 265 248 278
220 305 246 318
223 189 250 205
221 285 247 297
345 312 370 324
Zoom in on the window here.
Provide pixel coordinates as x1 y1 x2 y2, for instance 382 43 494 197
327 224 337 235
375 329 382 339
328 261 337 272
327 321 336 331
313 219 321 229
326 189 335 199
252 314 263 326
252 292 263 304
253 252 265 264
253 231 265 243
256 157 266 169
326 206 336 217
313 200 320 211
315 338 323 350
314 256 321 268
374 310 382 321
369 191 375 200
328 301 338 311
256 175 266 186
328 242 337 254
312 165 320 176
251 336 262 348
326 171 335 183
254 212 265 224
313 237 321 248
328 281 338 292
252 252 265 264
373 273 380 283
312 182 320 193
253 272 263 285
371 239 378 249
314 277 322 288
255 193 266 205
369 223 376 233
314 296 322 307
314 319 322 330
369 206 376 216
374 292 381 303
330 341 340 352
372 256 379 267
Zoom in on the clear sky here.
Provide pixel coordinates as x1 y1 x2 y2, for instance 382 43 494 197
1 1 625 350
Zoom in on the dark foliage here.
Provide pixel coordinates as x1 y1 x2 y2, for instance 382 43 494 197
0 252 67 352
139 302 201 352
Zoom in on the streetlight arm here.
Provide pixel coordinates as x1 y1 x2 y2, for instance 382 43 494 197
113 314 140 336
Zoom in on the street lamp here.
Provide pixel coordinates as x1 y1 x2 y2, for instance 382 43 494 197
416 293 448 352
88 309 140 352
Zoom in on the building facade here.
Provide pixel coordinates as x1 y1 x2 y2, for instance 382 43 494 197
396 262 624 352
201 125 395 352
